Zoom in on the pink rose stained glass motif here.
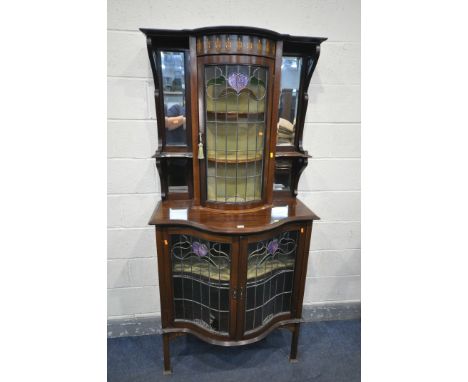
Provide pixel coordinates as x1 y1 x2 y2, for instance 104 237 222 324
228 72 249 93
267 239 279 255
192 241 208 257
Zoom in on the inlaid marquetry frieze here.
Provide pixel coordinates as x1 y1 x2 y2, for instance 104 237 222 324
197 34 276 58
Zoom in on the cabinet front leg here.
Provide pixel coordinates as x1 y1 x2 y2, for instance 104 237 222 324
162 333 172 375
289 323 300 363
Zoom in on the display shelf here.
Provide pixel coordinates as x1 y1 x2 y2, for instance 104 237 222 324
275 150 310 158
206 153 263 163
172 258 295 282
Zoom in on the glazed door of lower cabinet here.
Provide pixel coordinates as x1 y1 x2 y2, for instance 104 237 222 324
236 223 306 340
165 227 240 340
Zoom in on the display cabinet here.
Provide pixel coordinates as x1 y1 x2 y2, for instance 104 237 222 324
141 26 326 374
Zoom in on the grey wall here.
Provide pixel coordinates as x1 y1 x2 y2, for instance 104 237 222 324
108 0 361 320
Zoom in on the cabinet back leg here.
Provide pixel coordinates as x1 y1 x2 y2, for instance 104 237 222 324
289 323 300 363
163 333 172 374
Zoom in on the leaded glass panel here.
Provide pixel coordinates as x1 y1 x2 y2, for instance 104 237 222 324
244 230 299 332
204 64 268 203
171 234 231 334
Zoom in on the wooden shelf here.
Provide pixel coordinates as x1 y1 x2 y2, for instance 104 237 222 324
275 151 310 158
206 153 263 163
206 120 266 124
154 150 193 159
149 197 319 234
163 90 184 95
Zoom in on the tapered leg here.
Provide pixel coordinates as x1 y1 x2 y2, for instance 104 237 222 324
289 323 300 363
162 333 172 375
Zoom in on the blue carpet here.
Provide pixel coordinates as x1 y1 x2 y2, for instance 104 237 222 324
107 319 360 382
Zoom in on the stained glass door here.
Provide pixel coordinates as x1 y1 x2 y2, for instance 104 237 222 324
239 226 302 335
200 56 273 206
169 229 238 337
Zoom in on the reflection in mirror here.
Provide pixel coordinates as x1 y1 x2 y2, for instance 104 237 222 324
277 57 302 146
161 51 186 146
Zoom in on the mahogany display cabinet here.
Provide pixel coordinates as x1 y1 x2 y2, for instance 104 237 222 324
140 26 326 374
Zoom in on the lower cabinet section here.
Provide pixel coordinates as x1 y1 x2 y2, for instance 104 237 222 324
158 222 310 341
155 220 313 374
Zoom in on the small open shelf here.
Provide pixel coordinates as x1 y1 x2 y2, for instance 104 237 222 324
275 150 310 158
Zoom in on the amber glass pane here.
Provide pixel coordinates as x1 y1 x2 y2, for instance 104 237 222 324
277 57 302 146
160 51 187 146
171 234 231 334
244 230 299 332
204 64 268 203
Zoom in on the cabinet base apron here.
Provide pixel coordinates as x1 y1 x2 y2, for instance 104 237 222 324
161 320 302 374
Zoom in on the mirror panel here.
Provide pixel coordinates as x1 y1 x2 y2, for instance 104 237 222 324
277 57 302 146
160 51 187 146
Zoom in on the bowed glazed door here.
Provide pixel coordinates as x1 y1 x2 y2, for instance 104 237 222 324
164 227 241 341
198 55 276 209
235 223 308 340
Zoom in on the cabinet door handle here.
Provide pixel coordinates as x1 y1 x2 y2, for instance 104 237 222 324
232 288 244 300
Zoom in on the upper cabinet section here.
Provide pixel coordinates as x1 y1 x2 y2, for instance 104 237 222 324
141 27 326 203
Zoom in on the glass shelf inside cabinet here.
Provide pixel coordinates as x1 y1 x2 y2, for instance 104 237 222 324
204 64 268 203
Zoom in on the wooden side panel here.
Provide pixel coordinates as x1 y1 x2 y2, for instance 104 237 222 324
229 237 241 338
292 221 313 319
155 227 173 328
189 36 201 205
236 235 248 339
265 40 283 204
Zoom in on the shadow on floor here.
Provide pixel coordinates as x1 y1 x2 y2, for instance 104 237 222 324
107 319 360 382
